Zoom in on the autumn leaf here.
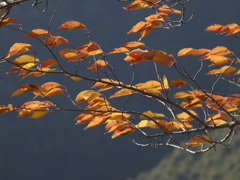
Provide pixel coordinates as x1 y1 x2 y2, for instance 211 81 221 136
123 0 152 10
205 24 224 32
59 49 81 61
176 110 198 122
58 20 86 30
42 36 68 47
24 29 50 38
108 47 129 54
122 41 146 49
169 79 188 88
208 119 228 126
0 104 14 114
87 60 108 71
159 5 181 14
75 90 101 103
13 55 40 65
87 41 103 55
124 48 148 64
6 43 31 58
92 79 121 91
110 88 135 98
65 74 82 81
11 84 44 97
143 50 176 66
178 48 210 56
207 55 232 66
40 59 59 68
207 66 237 75
33 82 64 97
186 135 211 146
0 18 17 28
111 125 136 138
139 111 165 119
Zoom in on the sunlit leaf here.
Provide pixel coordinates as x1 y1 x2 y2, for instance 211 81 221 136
24 29 50 38
205 24 224 32
0 104 14 114
33 82 64 97
139 111 165 119
58 20 86 30
176 110 198 122
124 48 148 64
40 59 59 68
208 119 228 126
112 125 136 138
186 135 211 146
65 74 82 81
108 47 129 54
6 43 31 58
42 36 68 47
0 18 17 28
207 66 237 75
85 41 102 55
11 84 44 97
75 90 101 103
159 5 181 14
208 55 232 66
87 60 108 71
122 41 146 49
13 55 40 65
110 88 135 98
178 48 210 56
169 79 188 88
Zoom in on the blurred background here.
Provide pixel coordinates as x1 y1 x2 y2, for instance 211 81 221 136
0 0 240 180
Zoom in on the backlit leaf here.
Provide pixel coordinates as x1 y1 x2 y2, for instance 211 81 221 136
169 79 188 88
58 20 86 30
122 41 146 49
108 47 129 54
159 5 181 14
186 135 211 146
205 24 224 32
75 90 101 103
0 18 17 28
6 43 31 58
42 36 68 47
87 41 103 55
24 29 50 38
87 60 108 71
11 84 44 97
13 55 39 65
139 111 165 119
208 119 228 126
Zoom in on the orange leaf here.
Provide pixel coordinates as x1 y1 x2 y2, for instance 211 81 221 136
0 104 14 114
123 0 152 10
169 79 188 88
87 41 103 55
110 88 135 98
75 90 101 103
108 47 129 54
124 48 148 64
205 24 224 32
219 23 239 34
59 49 82 61
6 43 31 58
24 29 50 38
0 18 17 28
139 111 165 119
112 125 136 138
176 110 198 122
159 5 181 14
11 84 44 97
58 20 86 30
207 66 237 75
208 55 232 66
178 48 210 56
203 46 234 58
174 92 194 98
186 135 211 146
42 36 68 47
40 59 59 68
122 41 146 49
92 79 120 91
84 116 109 129
145 13 165 22
127 21 147 34
33 82 64 97
208 119 227 126
144 50 176 66
87 60 108 71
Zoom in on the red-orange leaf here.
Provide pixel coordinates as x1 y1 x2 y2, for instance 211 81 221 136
169 79 188 88
87 41 103 55
58 20 86 30
11 84 44 97
0 104 14 114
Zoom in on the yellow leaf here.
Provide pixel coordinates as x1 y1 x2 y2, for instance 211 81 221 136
208 119 227 126
6 43 31 58
13 55 40 65
87 41 103 55
65 74 82 81
0 18 17 28
75 90 101 103
139 111 165 119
